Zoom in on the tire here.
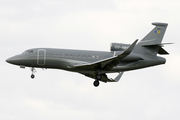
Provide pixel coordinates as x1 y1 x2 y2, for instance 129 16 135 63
31 74 35 79
93 80 100 87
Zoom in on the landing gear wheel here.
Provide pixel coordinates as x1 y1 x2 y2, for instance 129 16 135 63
93 80 100 87
31 74 35 79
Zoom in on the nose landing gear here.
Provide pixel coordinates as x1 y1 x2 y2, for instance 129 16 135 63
31 74 35 79
30 67 36 79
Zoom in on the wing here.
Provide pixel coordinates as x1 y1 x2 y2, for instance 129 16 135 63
80 72 124 83
74 39 138 71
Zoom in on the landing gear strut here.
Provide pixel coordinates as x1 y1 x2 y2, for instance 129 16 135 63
93 74 102 87
30 67 36 79
96 74 102 80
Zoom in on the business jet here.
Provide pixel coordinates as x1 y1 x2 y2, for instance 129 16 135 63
6 22 170 87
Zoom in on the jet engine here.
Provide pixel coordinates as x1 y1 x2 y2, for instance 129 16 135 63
110 43 141 61
110 43 130 51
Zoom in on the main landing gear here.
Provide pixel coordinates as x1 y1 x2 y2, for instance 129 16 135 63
93 74 102 87
93 80 100 87
30 67 36 79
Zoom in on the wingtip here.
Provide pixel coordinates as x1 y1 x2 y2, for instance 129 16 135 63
129 39 138 49
134 39 138 44
118 39 138 57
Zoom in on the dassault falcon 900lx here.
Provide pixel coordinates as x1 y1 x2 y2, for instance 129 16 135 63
6 22 170 87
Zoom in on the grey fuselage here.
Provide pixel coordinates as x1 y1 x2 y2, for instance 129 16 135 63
6 48 166 74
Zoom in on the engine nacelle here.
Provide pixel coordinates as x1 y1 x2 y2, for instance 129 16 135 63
110 43 141 61
110 43 130 51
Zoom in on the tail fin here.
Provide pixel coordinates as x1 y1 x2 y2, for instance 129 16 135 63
133 22 168 58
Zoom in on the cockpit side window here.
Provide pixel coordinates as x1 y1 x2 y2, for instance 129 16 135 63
22 50 34 54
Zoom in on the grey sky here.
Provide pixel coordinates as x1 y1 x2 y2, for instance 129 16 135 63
1 0 180 120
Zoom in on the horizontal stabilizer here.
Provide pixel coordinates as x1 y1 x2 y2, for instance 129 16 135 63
160 43 174 46
142 43 171 55
142 43 173 47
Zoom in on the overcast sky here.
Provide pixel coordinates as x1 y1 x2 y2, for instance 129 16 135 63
1 0 180 120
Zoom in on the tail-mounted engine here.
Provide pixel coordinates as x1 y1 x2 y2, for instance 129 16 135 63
110 42 141 61
110 43 130 51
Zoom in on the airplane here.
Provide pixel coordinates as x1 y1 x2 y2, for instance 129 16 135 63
6 22 170 87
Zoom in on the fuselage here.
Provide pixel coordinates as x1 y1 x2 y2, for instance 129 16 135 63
6 48 166 74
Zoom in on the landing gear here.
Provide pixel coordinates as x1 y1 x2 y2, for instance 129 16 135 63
96 74 102 80
93 74 102 87
31 74 35 79
30 67 36 79
93 80 100 87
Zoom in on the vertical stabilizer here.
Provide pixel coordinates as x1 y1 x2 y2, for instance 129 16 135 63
133 22 168 58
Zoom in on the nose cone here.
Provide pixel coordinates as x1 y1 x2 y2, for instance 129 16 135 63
6 56 16 64
6 58 10 63
6 56 21 65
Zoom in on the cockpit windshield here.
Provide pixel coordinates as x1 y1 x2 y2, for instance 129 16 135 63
22 50 34 54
